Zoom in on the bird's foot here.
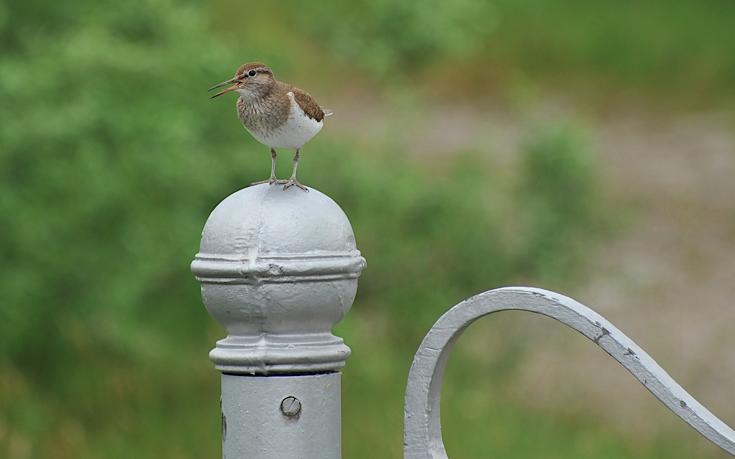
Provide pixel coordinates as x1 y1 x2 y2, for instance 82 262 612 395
251 177 279 186
282 178 309 192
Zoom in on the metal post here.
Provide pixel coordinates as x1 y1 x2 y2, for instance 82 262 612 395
191 184 366 459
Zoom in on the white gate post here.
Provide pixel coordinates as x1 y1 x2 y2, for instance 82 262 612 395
191 184 366 459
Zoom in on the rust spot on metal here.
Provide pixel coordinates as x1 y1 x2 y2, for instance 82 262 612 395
222 412 227 442
594 327 610 344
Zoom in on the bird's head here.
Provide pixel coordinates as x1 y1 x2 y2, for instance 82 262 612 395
209 62 275 100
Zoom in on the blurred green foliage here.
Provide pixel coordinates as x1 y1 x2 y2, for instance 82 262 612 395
485 0 735 106
516 125 601 278
290 0 495 74
237 0 735 105
0 0 728 458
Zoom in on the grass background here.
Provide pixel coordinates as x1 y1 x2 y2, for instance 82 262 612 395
1 0 733 457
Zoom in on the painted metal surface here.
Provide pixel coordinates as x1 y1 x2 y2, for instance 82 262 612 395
192 184 364 458
403 287 735 458
222 373 341 459
191 184 365 375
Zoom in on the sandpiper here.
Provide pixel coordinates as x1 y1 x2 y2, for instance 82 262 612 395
209 62 331 191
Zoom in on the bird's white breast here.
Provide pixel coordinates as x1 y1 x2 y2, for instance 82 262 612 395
248 92 323 150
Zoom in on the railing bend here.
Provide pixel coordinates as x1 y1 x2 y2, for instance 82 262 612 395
403 287 735 458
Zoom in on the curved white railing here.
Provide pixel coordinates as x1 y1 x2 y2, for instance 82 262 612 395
403 287 735 458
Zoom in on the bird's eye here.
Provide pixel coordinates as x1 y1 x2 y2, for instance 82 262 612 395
248 70 256 77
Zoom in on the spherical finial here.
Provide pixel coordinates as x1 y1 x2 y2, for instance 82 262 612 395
191 185 366 375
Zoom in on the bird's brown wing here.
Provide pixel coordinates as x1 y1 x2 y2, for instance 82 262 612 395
291 88 325 122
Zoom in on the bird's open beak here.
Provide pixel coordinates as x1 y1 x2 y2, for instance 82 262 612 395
208 78 240 99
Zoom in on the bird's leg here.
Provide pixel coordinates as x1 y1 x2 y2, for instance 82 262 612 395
251 148 279 185
282 149 308 191
268 148 278 182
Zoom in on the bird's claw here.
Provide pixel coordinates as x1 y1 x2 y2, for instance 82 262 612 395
282 178 309 192
251 177 279 186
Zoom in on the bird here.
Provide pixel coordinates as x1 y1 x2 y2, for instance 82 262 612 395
208 62 331 191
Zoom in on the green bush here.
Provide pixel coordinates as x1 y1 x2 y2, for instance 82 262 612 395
515 125 602 279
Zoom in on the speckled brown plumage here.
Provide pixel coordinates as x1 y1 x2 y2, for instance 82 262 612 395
291 88 325 122
236 83 290 140
234 78 327 145
210 61 330 190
